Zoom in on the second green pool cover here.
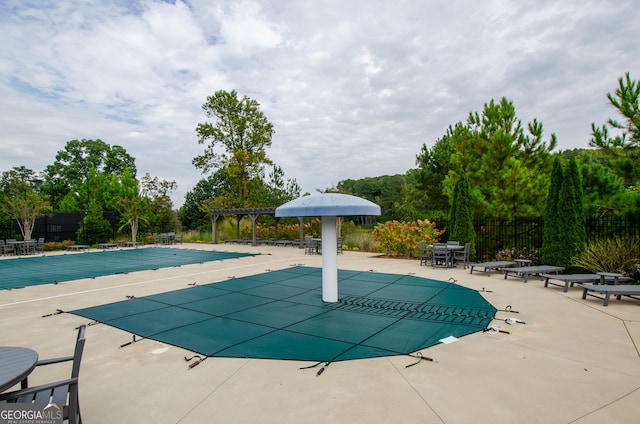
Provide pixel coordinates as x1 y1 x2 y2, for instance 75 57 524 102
71 266 496 362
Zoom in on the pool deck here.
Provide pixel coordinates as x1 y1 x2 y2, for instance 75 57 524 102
1 244 639 423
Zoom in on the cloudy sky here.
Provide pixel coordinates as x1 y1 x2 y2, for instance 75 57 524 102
1 0 638 207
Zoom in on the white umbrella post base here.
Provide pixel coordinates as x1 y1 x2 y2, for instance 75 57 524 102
321 216 338 303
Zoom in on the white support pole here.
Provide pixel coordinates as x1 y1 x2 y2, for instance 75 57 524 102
321 215 338 302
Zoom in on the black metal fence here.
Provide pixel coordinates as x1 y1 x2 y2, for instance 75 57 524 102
436 216 640 262
1 212 117 242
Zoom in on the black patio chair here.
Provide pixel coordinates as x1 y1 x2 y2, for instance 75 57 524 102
0 325 87 424
453 242 471 269
419 241 431 266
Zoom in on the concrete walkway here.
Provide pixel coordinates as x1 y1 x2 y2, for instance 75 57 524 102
1 244 639 423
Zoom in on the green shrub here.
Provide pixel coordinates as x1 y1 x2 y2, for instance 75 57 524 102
496 247 541 265
572 237 640 278
343 229 376 252
372 220 444 257
43 240 75 251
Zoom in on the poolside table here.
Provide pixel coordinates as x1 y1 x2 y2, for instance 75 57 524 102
503 265 564 283
596 272 631 285
0 346 38 392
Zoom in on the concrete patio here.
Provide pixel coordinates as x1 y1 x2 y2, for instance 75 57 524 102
1 243 639 423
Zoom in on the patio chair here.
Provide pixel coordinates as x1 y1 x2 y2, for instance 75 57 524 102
0 324 86 424
20 240 36 255
419 241 431 266
453 242 471 269
35 237 45 253
337 237 343 254
432 243 450 268
304 236 316 254
0 240 12 256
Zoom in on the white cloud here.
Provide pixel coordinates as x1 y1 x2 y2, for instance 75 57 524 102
1 0 639 207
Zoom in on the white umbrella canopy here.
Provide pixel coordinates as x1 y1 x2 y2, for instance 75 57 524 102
276 194 381 302
275 193 381 218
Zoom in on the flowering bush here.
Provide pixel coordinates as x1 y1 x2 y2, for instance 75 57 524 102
372 220 444 257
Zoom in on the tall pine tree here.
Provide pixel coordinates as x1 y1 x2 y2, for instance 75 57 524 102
541 156 563 265
557 157 586 267
542 156 586 267
448 174 476 258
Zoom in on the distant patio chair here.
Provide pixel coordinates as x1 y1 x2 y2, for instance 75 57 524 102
0 240 12 256
0 325 87 424
419 241 431 266
20 240 36 255
432 243 450 268
304 236 317 255
453 242 471 269
35 237 45 253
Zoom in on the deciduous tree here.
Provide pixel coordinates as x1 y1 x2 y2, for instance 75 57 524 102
193 90 274 204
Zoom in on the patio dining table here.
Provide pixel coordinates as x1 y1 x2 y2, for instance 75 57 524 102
430 244 464 268
0 346 39 392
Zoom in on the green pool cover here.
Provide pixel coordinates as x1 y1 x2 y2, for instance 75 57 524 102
0 248 256 290
71 266 496 362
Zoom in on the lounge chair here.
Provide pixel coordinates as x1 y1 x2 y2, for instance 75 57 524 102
578 283 640 306
541 273 633 293
469 261 516 276
503 265 564 283
0 325 86 424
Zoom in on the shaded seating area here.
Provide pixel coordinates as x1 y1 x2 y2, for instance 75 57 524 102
0 325 86 424
155 232 181 245
417 241 468 269
1 239 41 256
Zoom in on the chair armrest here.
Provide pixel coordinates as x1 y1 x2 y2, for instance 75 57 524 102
0 378 78 401
36 355 74 366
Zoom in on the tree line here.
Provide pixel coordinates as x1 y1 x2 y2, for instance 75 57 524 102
330 73 640 225
2 73 638 246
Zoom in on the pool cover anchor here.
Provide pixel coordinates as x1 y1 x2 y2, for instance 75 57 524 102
483 326 510 335
120 334 144 348
405 352 435 368
41 309 65 317
300 361 332 376
185 355 207 369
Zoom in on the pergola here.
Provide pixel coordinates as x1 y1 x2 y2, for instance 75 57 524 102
207 207 304 245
